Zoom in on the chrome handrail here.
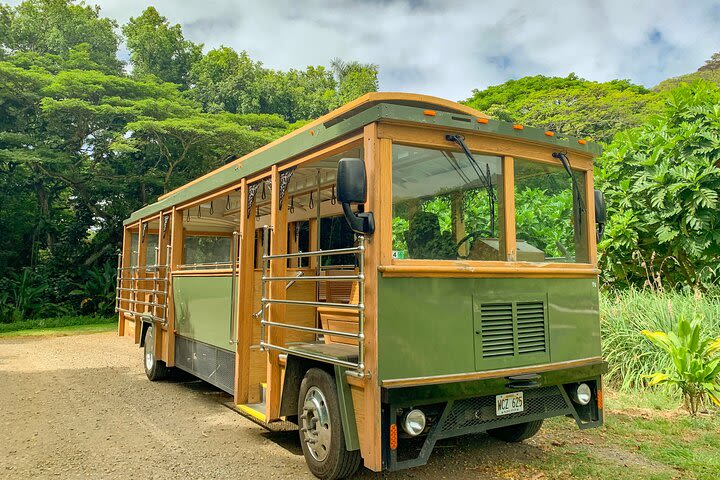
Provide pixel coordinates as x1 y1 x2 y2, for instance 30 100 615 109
260 224 367 377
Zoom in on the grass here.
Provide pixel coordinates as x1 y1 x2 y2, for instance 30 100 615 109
518 388 720 480
600 288 720 390
0 315 117 337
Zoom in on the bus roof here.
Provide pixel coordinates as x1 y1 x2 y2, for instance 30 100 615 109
124 92 600 225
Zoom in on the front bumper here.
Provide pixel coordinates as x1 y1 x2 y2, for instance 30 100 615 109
381 361 607 471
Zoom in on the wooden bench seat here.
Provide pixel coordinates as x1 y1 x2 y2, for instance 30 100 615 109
317 280 359 346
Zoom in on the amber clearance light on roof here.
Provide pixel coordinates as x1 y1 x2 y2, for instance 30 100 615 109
513 124 524 130
578 139 587 145
423 109 436 116
544 131 555 137
477 117 489 124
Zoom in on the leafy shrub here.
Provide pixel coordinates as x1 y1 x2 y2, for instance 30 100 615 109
70 262 117 316
601 288 720 390
597 81 720 289
642 316 720 415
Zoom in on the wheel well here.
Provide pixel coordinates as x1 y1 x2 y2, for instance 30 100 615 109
138 318 152 348
280 355 334 418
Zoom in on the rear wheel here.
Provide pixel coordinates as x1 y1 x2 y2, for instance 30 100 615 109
488 419 543 442
298 368 361 480
143 323 168 381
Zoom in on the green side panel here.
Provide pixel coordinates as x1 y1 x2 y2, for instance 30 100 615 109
172 275 233 352
377 276 601 381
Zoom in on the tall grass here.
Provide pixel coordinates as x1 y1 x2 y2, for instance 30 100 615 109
601 288 720 390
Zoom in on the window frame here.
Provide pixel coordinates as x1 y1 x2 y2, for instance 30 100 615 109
381 125 597 275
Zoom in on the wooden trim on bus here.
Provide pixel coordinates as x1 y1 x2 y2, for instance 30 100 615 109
502 156 516 261
171 269 233 276
166 207 183 366
377 122 594 171
585 169 598 267
266 165 289 421
157 93 487 202
381 356 605 388
118 226 132 336
379 262 599 278
358 122 384 472
278 134 363 173
236 178 255 405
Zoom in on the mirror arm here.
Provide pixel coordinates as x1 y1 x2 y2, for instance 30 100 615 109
342 202 375 235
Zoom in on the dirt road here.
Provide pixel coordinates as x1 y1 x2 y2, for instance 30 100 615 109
1 332 557 479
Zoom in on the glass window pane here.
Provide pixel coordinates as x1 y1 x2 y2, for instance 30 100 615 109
392 144 505 261
145 234 159 265
183 235 231 266
129 232 139 267
514 159 588 263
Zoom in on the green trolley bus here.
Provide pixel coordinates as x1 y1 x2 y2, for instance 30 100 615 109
116 92 607 479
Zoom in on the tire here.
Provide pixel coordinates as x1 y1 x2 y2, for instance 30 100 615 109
488 419 543 443
143 323 168 381
298 368 361 480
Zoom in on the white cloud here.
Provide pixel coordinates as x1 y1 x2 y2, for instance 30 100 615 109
6 0 720 99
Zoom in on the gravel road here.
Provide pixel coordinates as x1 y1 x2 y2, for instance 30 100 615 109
1 332 556 479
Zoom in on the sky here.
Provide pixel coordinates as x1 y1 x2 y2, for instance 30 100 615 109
9 0 720 100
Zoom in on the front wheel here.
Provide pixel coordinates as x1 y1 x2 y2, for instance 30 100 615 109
488 419 543 442
298 368 361 480
143 323 168 381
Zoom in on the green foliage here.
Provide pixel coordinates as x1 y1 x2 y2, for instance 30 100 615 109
655 51 720 91
0 314 115 334
69 262 116 315
600 288 720 391
188 48 378 122
515 188 573 258
122 7 202 88
596 81 720 289
2 0 121 73
0 2 380 322
641 315 720 415
404 211 456 260
464 74 661 142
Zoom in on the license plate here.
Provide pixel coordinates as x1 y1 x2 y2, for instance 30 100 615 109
496 392 524 416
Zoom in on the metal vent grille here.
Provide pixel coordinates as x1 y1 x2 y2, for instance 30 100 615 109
479 300 547 358
480 303 514 358
441 386 569 433
174 336 235 395
517 301 546 354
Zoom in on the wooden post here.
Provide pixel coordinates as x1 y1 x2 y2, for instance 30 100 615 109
358 122 387 471
502 156 517 262
266 166 288 420
165 207 183 366
134 220 148 344
118 226 132 337
235 179 256 404
585 169 597 266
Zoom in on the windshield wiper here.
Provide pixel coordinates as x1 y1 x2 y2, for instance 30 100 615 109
552 151 585 226
446 134 496 235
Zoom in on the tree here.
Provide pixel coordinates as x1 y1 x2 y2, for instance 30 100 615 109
330 58 379 106
2 0 120 73
188 46 263 114
464 75 661 143
122 7 202 88
656 51 720 91
596 80 720 289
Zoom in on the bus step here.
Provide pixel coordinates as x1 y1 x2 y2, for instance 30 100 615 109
238 402 267 422
238 383 268 422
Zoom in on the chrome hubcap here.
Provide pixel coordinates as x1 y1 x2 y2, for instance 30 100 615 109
145 326 154 371
301 386 332 461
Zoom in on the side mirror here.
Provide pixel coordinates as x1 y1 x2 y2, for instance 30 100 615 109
337 158 375 235
594 189 606 242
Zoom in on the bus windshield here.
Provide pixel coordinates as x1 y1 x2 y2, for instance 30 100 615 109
391 144 588 263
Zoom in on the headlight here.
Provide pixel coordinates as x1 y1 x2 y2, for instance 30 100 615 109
401 409 426 437
572 383 592 405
